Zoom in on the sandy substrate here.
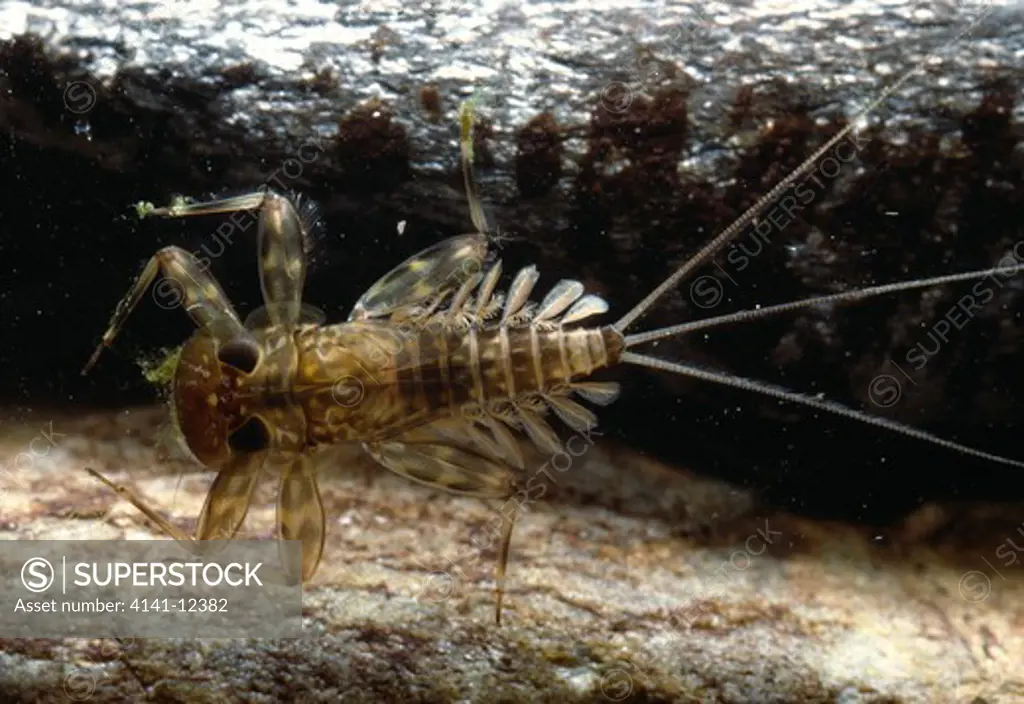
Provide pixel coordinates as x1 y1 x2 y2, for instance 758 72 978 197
0 406 1021 702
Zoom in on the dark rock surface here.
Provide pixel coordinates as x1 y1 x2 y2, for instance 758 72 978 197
1 0 1024 520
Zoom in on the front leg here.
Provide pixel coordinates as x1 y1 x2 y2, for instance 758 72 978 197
276 454 326 583
86 451 264 561
82 245 247 374
137 190 312 330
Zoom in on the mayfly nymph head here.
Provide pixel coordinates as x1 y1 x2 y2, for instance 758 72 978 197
170 331 267 469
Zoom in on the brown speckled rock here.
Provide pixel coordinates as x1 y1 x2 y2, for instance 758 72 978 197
1 408 1021 702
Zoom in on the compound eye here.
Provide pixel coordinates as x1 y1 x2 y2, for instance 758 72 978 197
217 337 261 374
228 417 270 453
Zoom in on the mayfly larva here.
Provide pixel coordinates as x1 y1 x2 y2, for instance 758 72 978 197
83 48 1024 625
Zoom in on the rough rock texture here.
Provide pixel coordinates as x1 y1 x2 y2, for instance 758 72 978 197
1 408 1022 702
1 1 1024 517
